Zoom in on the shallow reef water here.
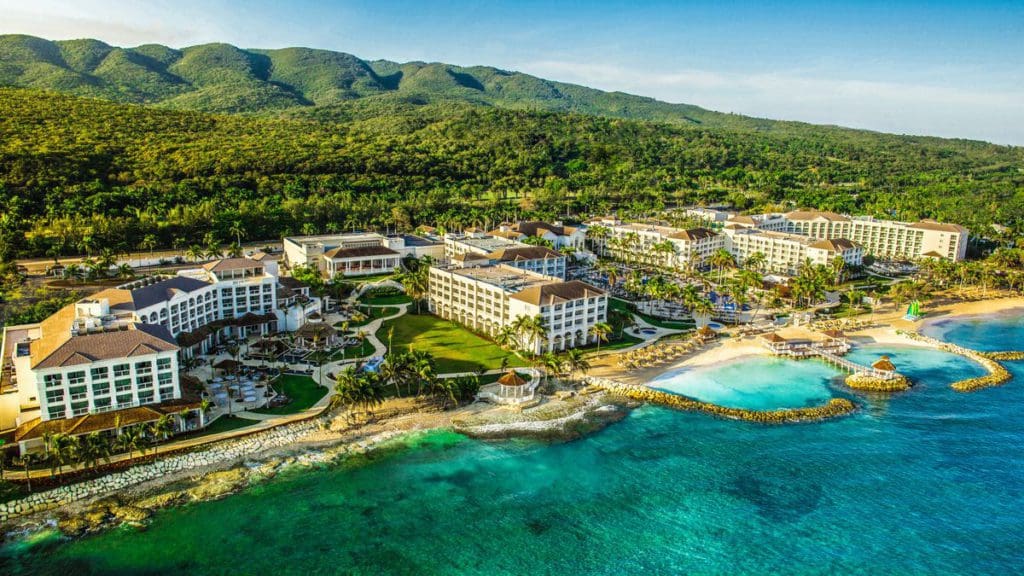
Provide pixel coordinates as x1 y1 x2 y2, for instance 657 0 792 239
3 316 1024 575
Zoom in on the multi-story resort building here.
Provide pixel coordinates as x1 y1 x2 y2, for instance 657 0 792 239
283 232 444 278
722 210 968 261
486 221 587 251
587 218 724 269
722 226 864 274
591 210 968 272
427 263 607 354
445 231 569 278
0 257 320 454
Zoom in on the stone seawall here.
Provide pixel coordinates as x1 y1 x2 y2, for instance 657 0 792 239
902 332 1016 392
585 378 856 424
0 416 326 525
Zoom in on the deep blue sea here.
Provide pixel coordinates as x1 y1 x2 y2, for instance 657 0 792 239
3 314 1024 575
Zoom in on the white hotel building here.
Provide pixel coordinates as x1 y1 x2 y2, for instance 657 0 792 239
0 257 319 454
588 218 725 269
283 232 444 278
427 264 607 354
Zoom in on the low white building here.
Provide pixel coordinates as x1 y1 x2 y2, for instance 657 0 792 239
722 226 863 274
283 232 444 277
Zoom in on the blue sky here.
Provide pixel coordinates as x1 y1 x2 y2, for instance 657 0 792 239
3 0 1022 144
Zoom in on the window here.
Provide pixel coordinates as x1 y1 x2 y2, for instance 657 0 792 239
158 372 173 386
44 374 63 388
45 388 65 403
67 371 86 385
47 406 66 420
136 374 153 387
94 397 112 409
157 357 172 371
92 381 111 396
90 366 109 380
70 401 89 416
138 391 155 404
115 379 132 392
113 364 130 378
135 361 152 374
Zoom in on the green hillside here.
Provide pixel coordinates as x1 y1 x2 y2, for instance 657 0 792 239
0 34 818 130
0 87 1021 262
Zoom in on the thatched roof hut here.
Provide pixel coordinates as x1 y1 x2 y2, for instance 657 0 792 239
872 356 897 372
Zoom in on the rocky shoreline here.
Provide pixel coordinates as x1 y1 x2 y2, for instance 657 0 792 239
1 394 624 544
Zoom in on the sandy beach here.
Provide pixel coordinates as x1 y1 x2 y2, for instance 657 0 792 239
590 294 1024 386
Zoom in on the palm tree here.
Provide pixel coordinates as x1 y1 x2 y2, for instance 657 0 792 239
495 325 518 350
227 243 243 258
63 263 82 280
690 296 714 325
830 255 847 287
541 352 563 386
512 315 548 354
149 414 174 456
229 220 245 247
709 248 736 285
744 251 766 272
116 425 146 461
186 245 204 263
198 398 212 428
588 322 612 352
79 432 112 471
116 263 134 279
139 234 158 264
563 348 591 383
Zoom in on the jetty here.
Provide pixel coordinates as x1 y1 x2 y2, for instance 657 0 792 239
759 332 903 381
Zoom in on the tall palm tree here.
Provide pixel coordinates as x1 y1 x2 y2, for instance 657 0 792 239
139 234 158 264
116 263 134 279
116 425 146 461
563 349 591 383
588 322 612 352
708 248 736 285
744 251 767 272
512 315 548 354
541 352 563 386
149 414 174 456
229 221 245 247
495 325 518 350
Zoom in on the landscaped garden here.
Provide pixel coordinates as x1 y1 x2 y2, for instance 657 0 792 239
359 293 412 305
335 306 401 328
609 298 695 330
252 375 328 415
376 313 527 373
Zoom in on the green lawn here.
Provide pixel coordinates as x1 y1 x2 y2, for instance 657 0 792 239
359 293 412 305
609 298 693 329
377 313 527 374
187 415 260 437
252 375 328 415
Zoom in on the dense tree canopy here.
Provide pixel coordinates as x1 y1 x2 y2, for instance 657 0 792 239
0 87 1021 260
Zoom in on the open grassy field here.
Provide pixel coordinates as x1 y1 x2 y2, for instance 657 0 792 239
377 313 527 373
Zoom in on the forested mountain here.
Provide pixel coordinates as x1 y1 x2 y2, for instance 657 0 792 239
0 86 1021 262
0 34 853 132
0 34 1022 262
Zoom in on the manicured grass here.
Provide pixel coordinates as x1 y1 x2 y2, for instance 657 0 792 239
187 415 260 437
251 375 328 415
609 298 693 329
359 293 412 305
377 313 527 374
578 332 645 354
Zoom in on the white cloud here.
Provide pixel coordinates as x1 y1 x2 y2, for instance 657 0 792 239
517 60 1024 144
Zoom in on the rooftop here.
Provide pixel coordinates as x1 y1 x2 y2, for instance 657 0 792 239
33 321 178 369
451 264 556 293
323 245 399 259
510 280 605 306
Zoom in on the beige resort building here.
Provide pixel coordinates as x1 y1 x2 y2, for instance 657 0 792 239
427 263 607 354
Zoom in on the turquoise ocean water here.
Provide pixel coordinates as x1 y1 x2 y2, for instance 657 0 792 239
3 315 1024 575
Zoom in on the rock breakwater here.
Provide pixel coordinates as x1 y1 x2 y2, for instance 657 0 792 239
585 378 856 423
